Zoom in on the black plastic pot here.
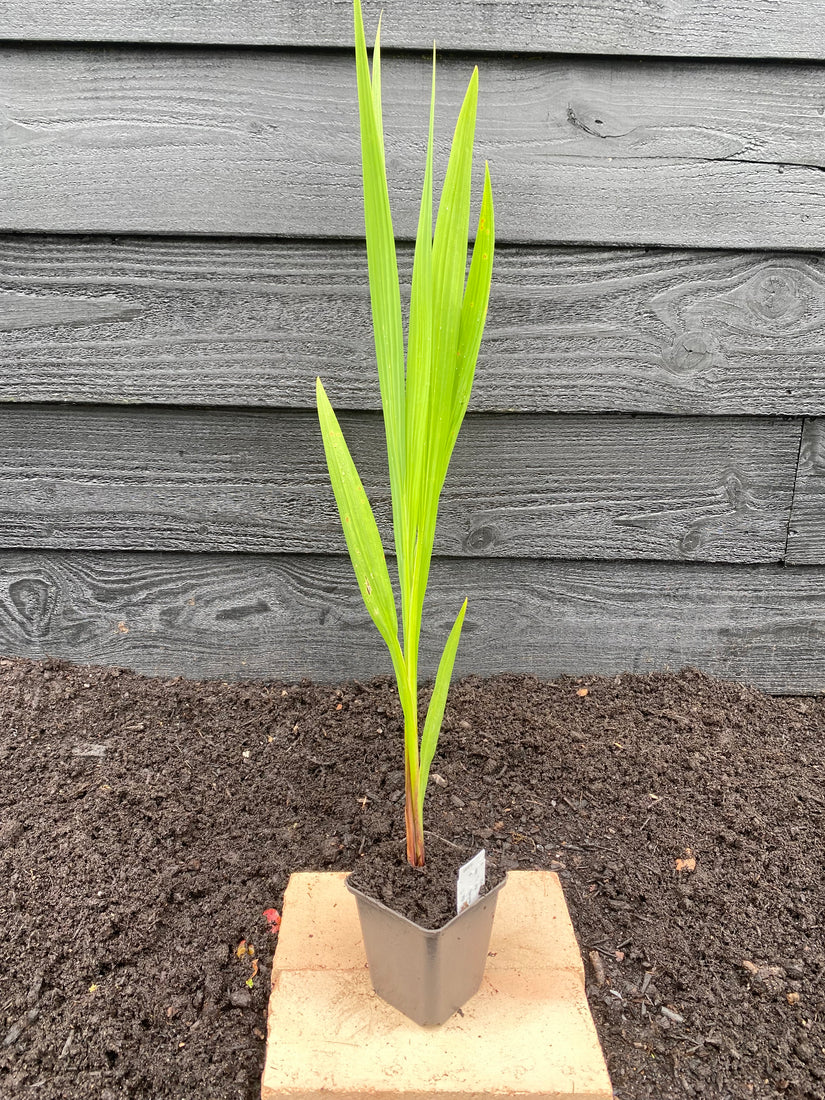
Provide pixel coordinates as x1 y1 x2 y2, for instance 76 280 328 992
346 873 508 1026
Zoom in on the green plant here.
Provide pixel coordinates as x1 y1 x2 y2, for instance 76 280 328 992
316 0 495 868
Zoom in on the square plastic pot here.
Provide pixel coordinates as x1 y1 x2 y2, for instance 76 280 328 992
345 872 508 1026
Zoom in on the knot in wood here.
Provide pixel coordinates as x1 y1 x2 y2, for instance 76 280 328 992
465 523 496 552
667 329 719 374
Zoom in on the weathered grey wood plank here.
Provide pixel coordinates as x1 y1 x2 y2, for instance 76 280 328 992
2 1 825 60
5 236 825 415
786 418 825 564
1 550 823 694
2 48 825 247
0 405 800 563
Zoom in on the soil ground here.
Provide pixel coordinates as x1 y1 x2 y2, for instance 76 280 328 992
1 656 823 1100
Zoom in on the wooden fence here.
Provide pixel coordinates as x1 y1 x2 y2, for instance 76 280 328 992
1 1 823 692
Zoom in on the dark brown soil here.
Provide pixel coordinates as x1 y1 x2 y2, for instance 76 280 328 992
1 656 823 1100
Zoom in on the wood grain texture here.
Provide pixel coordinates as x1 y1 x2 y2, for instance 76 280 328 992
5 236 825 415
1 550 823 694
0 405 800 563
786 418 825 564
2 48 825 247
2 0 825 60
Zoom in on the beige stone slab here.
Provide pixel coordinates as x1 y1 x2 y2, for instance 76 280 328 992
272 871 363 972
487 870 585 982
265 968 609 1100
262 870 612 1100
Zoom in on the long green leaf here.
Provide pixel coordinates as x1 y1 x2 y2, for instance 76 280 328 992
316 377 399 655
428 68 478 484
447 161 495 456
353 0 406 574
370 13 385 164
418 599 467 815
399 71 480 685
403 46 436 664
407 71 479 638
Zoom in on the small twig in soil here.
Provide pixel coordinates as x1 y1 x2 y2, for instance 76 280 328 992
658 710 693 725
590 945 617 959
239 717 264 731
423 830 465 851
511 832 537 852
588 950 606 986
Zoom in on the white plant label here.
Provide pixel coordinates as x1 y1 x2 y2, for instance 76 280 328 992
456 849 486 914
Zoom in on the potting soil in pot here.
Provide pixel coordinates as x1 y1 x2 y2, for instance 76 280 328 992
347 834 506 927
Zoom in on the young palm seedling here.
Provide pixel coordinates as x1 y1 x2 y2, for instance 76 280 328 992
316 0 495 869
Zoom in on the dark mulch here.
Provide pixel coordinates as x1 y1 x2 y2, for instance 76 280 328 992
1 656 823 1099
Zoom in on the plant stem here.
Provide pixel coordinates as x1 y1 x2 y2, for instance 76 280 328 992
401 665 425 866
404 754 425 866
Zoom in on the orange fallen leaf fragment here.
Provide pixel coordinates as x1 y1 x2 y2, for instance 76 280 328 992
675 848 697 873
251 959 259 979
577 688 589 697
236 940 249 958
263 908 281 934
